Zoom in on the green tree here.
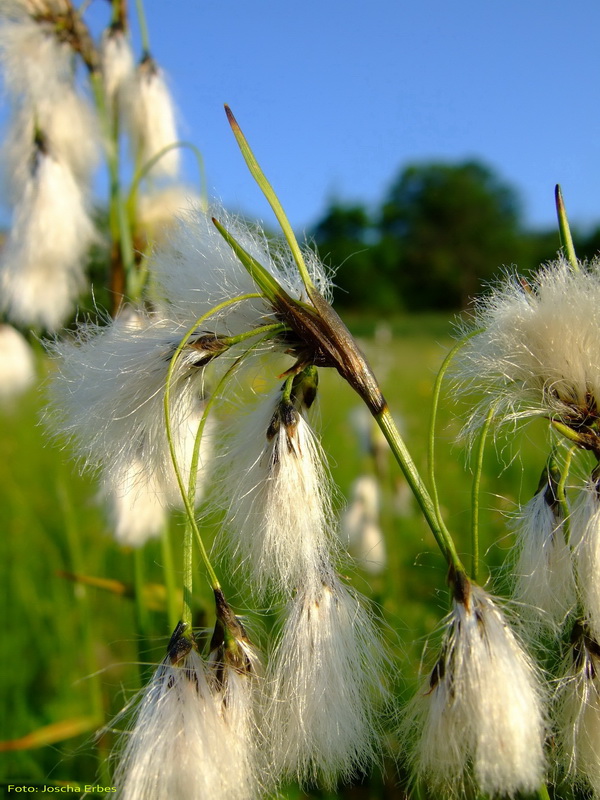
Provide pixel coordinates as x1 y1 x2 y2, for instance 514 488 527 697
379 160 524 309
312 202 401 311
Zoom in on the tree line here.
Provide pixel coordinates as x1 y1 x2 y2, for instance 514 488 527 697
310 160 600 312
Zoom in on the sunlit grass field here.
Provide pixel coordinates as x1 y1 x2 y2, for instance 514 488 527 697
0 313 551 797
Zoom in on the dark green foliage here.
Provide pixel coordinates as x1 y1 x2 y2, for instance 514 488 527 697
312 160 567 312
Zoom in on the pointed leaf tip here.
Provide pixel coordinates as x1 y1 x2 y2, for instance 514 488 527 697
224 104 238 129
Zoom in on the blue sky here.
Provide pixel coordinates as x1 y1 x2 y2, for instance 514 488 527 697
83 1 600 236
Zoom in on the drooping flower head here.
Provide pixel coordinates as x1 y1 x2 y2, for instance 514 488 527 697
511 459 576 634
557 621 600 797
404 571 547 797
220 369 337 599
114 619 262 800
266 572 385 789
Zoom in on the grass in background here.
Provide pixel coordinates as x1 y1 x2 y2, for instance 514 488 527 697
0 313 552 796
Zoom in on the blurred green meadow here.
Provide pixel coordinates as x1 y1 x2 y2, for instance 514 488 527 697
0 313 551 797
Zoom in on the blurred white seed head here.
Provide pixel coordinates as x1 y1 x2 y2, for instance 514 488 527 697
100 457 168 547
0 323 36 403
512 483 576 633
114 627 261 800
0 13 72 104
125 54 180 177
572 480 600 643
454 257 600 441
557 624 600 797
136 186 203 238
266 575 385 789
3 100 99 201
47 310 215 499
342 475 387 574
220 390 337 598
101 25 134 112
0 147 96 330
404 579 547 797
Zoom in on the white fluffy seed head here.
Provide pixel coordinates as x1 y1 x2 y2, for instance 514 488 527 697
101 26 134 111
341 475 386 574
0 323 36 402
125 55 180 177
511 487 576 633
455 257 600 441
149 207 333 338
113 643 260 800
0 14 71 103
47 310 215 502
0 150 97 330
219 391 338 599
404 582 547 797
571 481 600 643
266 576 385 789
557 626 600 796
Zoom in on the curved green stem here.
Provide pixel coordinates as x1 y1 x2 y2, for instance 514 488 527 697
126 141 208 218
557 445 577 543
471 403 496 582
375 405 465 574
164 296 286 622
428 330 483 533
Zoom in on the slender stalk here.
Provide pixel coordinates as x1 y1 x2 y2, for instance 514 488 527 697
471 403 495 582
181 519 194 630
376 405 465 574
557 445 577 544
89 71 135 313
126 141 208 217
428 331 482 532
134 0 150 55
224 105 315 294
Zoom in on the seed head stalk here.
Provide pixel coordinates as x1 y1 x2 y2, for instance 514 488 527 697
375 405 465 574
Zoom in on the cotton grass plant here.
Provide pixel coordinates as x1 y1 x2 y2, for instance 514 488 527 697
6 4 600 800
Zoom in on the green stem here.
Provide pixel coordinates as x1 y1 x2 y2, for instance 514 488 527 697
375 406 465 574
224 105 315 294
471 403 495 582
428 330 482 532
557 445 577 544
126 141 208 218
89 71 135 310
181 520 194 630
134 0 150 54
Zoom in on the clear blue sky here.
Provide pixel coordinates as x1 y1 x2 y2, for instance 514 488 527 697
74 1 600 236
